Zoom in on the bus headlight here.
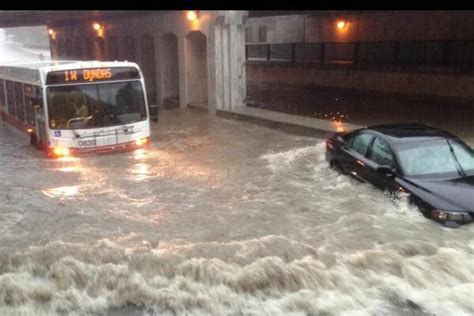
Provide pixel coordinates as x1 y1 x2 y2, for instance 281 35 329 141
135 137 149 147
52 146 71 157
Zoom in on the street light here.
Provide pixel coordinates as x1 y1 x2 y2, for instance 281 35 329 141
187 11 199 21
93 22 104 37
48 28 56 40
337 20 347 30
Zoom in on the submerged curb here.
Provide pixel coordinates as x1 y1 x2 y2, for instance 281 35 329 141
216 106 362 138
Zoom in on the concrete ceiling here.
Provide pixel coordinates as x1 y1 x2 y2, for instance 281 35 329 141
0 11 156 28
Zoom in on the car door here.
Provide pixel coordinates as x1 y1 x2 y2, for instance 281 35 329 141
340 131 374 182
364 136 400 192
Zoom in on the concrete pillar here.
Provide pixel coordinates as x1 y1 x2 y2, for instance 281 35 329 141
153 34 162 107
178 36 188 109
207 22 218 115
208 11 247 112
49 39 59 60
222 25 231 109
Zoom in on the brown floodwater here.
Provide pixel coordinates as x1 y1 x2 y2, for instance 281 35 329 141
0 109 472 315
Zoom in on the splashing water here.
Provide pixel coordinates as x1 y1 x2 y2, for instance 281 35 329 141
0 110 472 315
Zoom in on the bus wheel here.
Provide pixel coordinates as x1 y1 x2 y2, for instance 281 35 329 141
30 133 37 147
35 139 45 151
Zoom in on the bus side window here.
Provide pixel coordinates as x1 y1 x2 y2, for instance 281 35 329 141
14 82 25 122
24 84 38 126
33 87 43 108
0 79 5 109
6 81 15 116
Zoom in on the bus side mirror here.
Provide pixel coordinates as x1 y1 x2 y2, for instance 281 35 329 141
149 105 158 123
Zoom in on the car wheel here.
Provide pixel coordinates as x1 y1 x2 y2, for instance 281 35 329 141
330 160 344 174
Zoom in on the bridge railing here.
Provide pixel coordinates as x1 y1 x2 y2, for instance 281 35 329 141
245 40 474 74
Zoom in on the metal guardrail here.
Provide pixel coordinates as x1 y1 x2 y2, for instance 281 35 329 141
245 41 474 70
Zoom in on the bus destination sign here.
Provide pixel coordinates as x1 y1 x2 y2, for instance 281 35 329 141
46 67 140 85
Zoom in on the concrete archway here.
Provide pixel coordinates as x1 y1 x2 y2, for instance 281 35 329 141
122 36 136 62
94 37 105 61
57 38 66 59
140 34 158 106
84 37 93 60
73 37 83 60
185 31 208 108
107 36 119 60
160 33 179 108
65 39 73 59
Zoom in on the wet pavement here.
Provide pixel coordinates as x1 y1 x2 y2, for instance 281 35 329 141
0 109 473 315
247 82 474 147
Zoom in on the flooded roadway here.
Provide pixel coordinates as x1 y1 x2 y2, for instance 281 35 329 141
0 109 473 315
247 82 474 145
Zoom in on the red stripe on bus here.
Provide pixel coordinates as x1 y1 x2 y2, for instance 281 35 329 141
0 110 34 134
69 140 149 155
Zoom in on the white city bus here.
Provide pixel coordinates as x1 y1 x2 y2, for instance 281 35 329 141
0 61 157 158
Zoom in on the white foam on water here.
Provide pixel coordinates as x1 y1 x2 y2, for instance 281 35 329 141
0 236 472 316
260 142 326 173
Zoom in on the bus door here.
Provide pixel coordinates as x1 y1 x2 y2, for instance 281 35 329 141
33 94 48 150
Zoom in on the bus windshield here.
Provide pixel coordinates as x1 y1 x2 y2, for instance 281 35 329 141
47 81 147 130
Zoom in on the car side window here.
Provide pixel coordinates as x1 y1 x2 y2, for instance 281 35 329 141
369 137 394 167
347 133 373 156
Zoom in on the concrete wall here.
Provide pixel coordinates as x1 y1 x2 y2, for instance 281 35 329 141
246 62 474 102
49 11 248 113
245 11 474 44
245 11 474 103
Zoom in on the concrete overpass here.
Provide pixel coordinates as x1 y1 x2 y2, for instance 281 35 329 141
0 11 153 28
0 10 248 114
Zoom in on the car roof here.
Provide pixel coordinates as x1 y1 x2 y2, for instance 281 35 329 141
363 123 460 146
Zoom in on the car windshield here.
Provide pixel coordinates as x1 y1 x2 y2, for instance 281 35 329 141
397 139 474 177
47 81 147 129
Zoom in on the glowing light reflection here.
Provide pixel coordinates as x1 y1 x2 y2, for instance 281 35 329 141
129 162 151 181
56 156 80 163
58 166 81 173
43 185 80 198
133 149 146 160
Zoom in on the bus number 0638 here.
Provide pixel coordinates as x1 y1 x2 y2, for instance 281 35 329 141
77 140 97 147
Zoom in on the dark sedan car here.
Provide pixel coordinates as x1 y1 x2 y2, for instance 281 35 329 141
325 123 474 227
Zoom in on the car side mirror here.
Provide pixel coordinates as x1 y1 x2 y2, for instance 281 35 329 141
377 165 395 177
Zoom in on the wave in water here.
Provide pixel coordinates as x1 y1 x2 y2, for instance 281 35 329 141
0 236 472 316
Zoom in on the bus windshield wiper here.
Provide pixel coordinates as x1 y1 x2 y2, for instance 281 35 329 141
447 139 466 177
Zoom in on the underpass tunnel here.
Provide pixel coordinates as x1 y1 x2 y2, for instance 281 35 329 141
106 36 119 61
122 36 136 62
160 33 180 109
12 11 248 115
94 37 105 61
140 34 158 106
